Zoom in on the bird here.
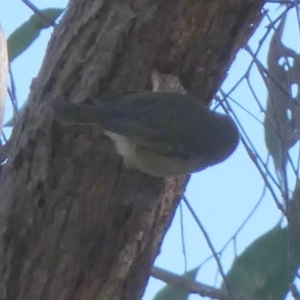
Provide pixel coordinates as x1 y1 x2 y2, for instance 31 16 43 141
51 92 239 177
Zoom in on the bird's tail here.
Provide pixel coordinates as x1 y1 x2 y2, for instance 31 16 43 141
51 100 104 126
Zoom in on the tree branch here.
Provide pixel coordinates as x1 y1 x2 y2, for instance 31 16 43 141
151 266 263 300
0 0 265 299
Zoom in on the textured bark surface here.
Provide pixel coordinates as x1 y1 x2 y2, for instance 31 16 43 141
0 0 265 299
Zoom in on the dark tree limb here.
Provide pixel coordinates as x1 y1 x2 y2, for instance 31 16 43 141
0 0 265 299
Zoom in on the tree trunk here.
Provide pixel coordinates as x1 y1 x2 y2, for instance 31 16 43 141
0 0 265 299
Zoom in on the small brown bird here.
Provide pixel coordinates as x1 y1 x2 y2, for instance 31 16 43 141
51 92 239 177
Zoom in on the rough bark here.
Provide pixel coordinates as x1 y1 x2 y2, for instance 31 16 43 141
0 0 265 299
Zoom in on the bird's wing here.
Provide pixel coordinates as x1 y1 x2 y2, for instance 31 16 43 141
98 92 211 158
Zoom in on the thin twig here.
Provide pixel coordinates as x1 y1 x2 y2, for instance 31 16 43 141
182 196 234 299
179 203 187 273
151 266 262 300
22 0 57 27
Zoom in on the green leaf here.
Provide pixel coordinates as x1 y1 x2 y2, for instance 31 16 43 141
264 108 285 175
153 266 199 300
223 224 300 299
7 8 64 61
